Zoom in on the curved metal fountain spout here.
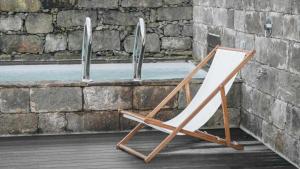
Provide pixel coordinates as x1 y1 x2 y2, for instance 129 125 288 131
132 18 146 81
81 17 93 82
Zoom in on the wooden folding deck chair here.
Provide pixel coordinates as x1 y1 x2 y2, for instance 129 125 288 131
116 46 256 163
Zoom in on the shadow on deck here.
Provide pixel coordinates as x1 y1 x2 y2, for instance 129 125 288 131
0 129 296 169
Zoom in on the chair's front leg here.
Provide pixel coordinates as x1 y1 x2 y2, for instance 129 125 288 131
116 123 144 148
220 86 231 146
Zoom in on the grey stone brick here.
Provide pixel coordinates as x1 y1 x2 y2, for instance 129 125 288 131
54 51 81 60
0 0 41 12
193 6 213 25
283 15 300 42
157 7 192 21
241 111 263 138
221 28 236 48
235 32 254 50
286 105 300 137
121 0 163 7
193 23 208 43
41 0 77 9
162 37 192 50
289 42 300 74
193 0 209 6
0 15 23 32
262 120 277 147
292 0 300 14
57 10 97 28
30 87 82 112
255 0 272 11
203 108 240 128
267 12 283 38
182 25 193 36
124 33 160 53
282 132 299 165
0 35 43 54
212 8 228 27
38 113 67 133
164 0 189 5
45 34 67 53
245 11 264 34
25 13 53 34
234 10 245 32
270 99 287 129
255 37 288 69
0 88 30 113
68 30 83 51
84 86 132 110
243 0 255 10
102 11 143 26
192 41 207 61
271 0 292 13
78 0 118 9
164 24 181 36
0 113 38 134
133 86 177 110
92 30 120 51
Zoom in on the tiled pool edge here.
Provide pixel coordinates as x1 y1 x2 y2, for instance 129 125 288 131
0 79 242 135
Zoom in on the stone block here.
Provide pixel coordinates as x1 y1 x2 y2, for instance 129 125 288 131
203 108 240 128
133 86 177 110
281 132 299 165
121 0 163 7
165 0 189 5
78 0 118 9
0 35 43 54
240 110 263 138
234 10 245 32
271 0 292 13
54 51 81 60
286 105 300 137
267 12 283 38
182 25 192 36
0 113 38 134
84 86 132 110
68 30 83 51
102 11 143 26
157 7 192 21
164 24 181 36
289 42 300 74
292 0 300 14
0 15 23 32
243 0 255 10
38 113 67 133
255 66 278 97
92 30 120 51
0 0 41 12
178 83 201 109
255 0 272 11
57 10 97 28
245 11 264 34
124 33 160 53
41 0 77 9
212 8 228 27
0 88 30 113
235 32 254 50
192 41 207 61
25 13 53 34
221 28 235 48
162 37 192 50
255 37 288 69
270 99 287 129
262 120 276 147
66 111 119 132
45 34 67 53
30 87 82 112
283 15 300 41
193 0 209 6
193 6 213 25
193 23 208 43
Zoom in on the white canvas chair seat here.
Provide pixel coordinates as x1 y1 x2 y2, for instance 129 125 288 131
117 46 256 163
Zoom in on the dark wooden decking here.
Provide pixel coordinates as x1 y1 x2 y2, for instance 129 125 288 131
0 129 296 169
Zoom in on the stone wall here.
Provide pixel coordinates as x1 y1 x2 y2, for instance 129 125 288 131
0 0 193 63
193 0 300 167
0 80 242 135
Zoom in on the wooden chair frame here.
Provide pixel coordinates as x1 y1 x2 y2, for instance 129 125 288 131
116 46 256 163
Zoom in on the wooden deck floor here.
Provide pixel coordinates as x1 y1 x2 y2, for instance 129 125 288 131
0 129 296 169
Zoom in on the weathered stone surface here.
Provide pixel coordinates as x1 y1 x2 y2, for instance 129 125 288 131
212 8 228 27
45 34 67 53
157 7 192 21
124 33 160 53
283 15 300 41
84 86 132 110
164 24 181 36
193 23 208 43
240 110 263 138
41 0 77 9
92 30 120 51
78 0 118 9
271 0 292 13
164 0 189 5
30 87 82 112
221 28 236 48
178 83 201 109
57 10 97 28
203 108 240 128
162 37 192 50
262 120 277 147
292 0 300 14
133 86 177 110
0 15 23 32
68 30 83 51
281 132 299 165
0 113 37 134
0 88 30 113
121 0 163 7
193 6 213 25
235 31 254 50
267 12 283 38
182 25 192 36
25 13 53 34
0 0 41 12
234 10 245 32
102 11 143 26
255 37 288 69
270 99 287 129
289 42 300 74
192 41 207 61
0 35 43 54
286 105 300 137
54 51 81 60
245 11 264 34
38 113 67 133
255 0 272 11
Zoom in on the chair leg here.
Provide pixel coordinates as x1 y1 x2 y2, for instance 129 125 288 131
220 86 231 146
116 123 144 148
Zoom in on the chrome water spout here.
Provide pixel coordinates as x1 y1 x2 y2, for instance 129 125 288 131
132 18 146 81
81 17 93 82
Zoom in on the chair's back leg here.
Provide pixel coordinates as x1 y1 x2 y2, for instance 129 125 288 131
117 123 144 147
220 86 231 145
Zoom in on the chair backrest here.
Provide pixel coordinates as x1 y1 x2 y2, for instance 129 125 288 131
164 49 247 132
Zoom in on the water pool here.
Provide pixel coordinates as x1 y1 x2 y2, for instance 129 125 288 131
0 62 207 82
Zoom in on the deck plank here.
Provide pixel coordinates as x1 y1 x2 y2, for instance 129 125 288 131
0 129 296 169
